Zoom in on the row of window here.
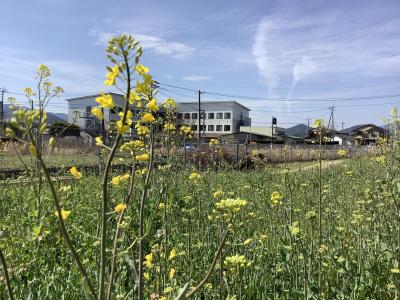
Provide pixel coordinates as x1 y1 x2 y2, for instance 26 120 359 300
190 124 231 132
178 112 231 120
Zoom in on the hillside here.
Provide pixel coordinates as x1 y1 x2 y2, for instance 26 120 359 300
3 104 67 124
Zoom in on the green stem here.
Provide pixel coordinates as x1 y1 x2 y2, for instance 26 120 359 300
29 133 97 299
0 248 14 300
99 47 132 300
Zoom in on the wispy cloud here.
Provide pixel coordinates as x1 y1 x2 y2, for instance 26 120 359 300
0 47 103 98
90 29 195 58
182 75 211 82
252 5 400 94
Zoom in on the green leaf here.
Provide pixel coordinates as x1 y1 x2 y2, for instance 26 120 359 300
173 282 189 300
82 277 92 300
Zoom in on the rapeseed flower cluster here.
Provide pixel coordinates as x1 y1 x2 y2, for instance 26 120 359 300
224 255 250 272
270 191 283 207
69 166 82 180
55 209 71 220
215 198 248 214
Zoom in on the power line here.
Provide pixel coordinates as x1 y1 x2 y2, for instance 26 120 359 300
156 81 400 102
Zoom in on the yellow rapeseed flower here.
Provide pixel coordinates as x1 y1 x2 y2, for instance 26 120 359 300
141 113 155 123
337 149 347 157
209 138 219 145
169 268 176 280
133 140 144 148
144 253 153 268
163 98 176 108
270 191 283 207
95 136 103 146
189 172 201 181
104 65 120 86
144 272 150 281
55 209 71 220
169 248 177 260
116 120 130 134
91 107 104 120
118 110 133 125
164 123 175 131
243 238 252 245
135 64 149 76
136 153 149 161
136 125 150 136
213 190 224 199
29 144 37 157
114 203 127 214
69 166 82 180
146 98 159 112
96 93 115 109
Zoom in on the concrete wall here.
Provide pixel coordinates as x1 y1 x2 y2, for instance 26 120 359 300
176 101 250 135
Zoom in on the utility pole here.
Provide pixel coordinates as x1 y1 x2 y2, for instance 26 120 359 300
0 88 6 135
306 117 310 128
331 106 335 140
198 90 202 147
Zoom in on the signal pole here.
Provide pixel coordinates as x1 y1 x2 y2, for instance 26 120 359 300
198 90 202 147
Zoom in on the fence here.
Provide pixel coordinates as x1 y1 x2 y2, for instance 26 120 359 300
0 130 379 180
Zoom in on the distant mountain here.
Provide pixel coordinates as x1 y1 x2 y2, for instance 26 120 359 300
2 104 67 124
285 124 311 138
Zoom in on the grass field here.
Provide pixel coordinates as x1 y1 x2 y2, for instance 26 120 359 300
1 154 399 299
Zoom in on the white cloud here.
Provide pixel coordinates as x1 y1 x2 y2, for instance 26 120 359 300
181 75 211 82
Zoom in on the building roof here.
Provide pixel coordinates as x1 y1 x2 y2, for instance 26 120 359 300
177 100 251 111
340 124 386 135
66 92 123 101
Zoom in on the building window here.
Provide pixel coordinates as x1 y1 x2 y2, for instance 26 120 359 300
199 125 205 131
216 125 222 131
177 113 183 119
208 112 214 119
217 112 223 119
224 125 231 132
208 125 214 131
191 125 197 131
224 112 231 119
192 112 198 119
184 113 190 119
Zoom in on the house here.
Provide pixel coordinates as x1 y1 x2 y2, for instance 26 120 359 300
176 101 251 138
340 124 388 145
305 124 387 145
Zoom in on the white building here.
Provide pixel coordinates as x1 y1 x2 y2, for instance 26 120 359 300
67 95 251 138
66 93 145 135
176 101 251 138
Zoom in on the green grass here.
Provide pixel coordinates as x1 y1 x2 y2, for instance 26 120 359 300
0 153 100 169
1 156 399 299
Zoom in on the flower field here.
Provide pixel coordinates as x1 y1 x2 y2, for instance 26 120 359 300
1 34 399 299
1 154 400 299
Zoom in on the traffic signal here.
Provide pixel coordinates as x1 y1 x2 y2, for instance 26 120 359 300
272 117 277 125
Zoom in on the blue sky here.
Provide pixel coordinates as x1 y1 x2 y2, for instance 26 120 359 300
1 0 400 128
